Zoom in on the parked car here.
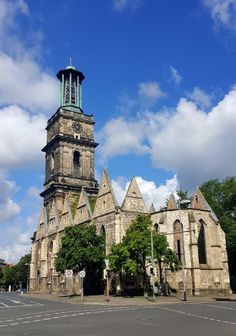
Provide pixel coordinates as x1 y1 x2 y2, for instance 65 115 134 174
15 287 27 294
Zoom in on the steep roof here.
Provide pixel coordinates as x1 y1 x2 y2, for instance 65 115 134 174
191 187 219 222
122 177 148 213
93 169 117 217
74 187 92 224
166 194 178 210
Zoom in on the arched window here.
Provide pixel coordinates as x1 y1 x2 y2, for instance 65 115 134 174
51 152 55 173
173 220 183 262
198 220 207 265
47 241 53 274
154 223 159 233
73 151 80 176
99 225 106 253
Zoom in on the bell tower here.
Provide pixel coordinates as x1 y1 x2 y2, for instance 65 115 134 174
41 63 98 206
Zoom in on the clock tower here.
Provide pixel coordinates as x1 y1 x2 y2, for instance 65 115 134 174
41 64 98 206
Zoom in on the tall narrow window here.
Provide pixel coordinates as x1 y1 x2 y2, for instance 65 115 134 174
99 225 106 253
51 152 55 173
154 223 159 233
73 151 80 176
173 220 183 262
198 220 207 265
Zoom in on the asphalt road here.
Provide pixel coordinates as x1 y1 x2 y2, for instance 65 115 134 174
0 292 236 335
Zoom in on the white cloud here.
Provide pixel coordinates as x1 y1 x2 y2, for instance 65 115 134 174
27 186 41 199
97 116 150 163
169 66 182 85
202 0 236 31
113 0 143 12
99 86 236 189
117 81 166 113
187 87 212 110
0 105 46 169
112 175 179 210
0 0 58 113
0 53 58 113
0 212 38 263
0 172 20 221
138 81 166 106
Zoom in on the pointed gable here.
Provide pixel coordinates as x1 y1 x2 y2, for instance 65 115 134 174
59 196 73 231
74 188 92 225
191 188 219 222
167 194 178 210
48 199 59 233
149 203 156 214
35 207 47 240
93 169 117 218
122 177 148 213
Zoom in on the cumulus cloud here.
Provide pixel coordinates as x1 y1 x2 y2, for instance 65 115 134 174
97 116 150 162
187 87 212 110
98 86 236 189
202 0 236 31
0 53 58 113
0 105 46 169
117 81 166 113
0 212 39 263
169 66 182 85
0 0 58 113
112 175 179 210
0 172 20 221
113 0 143 12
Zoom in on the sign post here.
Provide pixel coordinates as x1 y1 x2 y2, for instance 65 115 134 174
104 259 110 302
79 270 86 302
65 269 73 298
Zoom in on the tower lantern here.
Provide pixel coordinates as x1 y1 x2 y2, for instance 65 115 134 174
56 63 85 110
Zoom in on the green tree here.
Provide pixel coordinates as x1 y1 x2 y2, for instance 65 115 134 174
153 233 181 283
15 253 31 288
2 266 17 289
109 214 180 293
200 177 236 289
55 225 105 274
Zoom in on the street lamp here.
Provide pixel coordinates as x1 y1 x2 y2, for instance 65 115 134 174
150 228 156 301
178 199 191 302
25 263 29 293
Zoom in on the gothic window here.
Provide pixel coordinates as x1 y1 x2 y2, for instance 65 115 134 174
71 77 77 105
47 241 53 275
198 220 207 265
64 77 70 104
154 223 159 233
73 151 80 176
51 152 55 173
99 225 106 252
173 220 183 262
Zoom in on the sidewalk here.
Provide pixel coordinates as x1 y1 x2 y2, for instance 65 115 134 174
27 292 236 306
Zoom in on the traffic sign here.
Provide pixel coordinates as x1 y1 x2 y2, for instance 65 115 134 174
65 269 73 278
79 270 86 278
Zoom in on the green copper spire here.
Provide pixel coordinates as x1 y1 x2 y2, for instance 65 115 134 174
56 62 85 111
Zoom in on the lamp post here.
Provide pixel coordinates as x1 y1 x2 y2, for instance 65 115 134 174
177 199 191 302
25 263 29 293
150 228 156 301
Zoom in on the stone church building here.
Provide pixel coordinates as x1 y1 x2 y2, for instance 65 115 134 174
29 64 231 295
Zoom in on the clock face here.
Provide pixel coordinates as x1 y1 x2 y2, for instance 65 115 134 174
72 122 81 133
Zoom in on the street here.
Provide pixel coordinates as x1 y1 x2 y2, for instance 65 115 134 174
0 292 236 335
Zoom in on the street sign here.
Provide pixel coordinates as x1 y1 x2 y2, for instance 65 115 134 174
65 269 73 278
79 270 86 278
104 259 109 268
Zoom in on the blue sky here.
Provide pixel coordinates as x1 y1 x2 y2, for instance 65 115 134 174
1 0 236 262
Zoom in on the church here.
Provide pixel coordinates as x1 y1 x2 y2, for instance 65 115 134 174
29 64 231 296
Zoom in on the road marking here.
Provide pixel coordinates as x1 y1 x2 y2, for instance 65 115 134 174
0 301 8 307
199 303 236 311
158 306 236 325
0 305 142 328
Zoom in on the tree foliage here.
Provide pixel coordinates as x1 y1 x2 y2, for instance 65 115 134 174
109 214 180 285
200 177 236 287
0 253 31 290
55 225 105 274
